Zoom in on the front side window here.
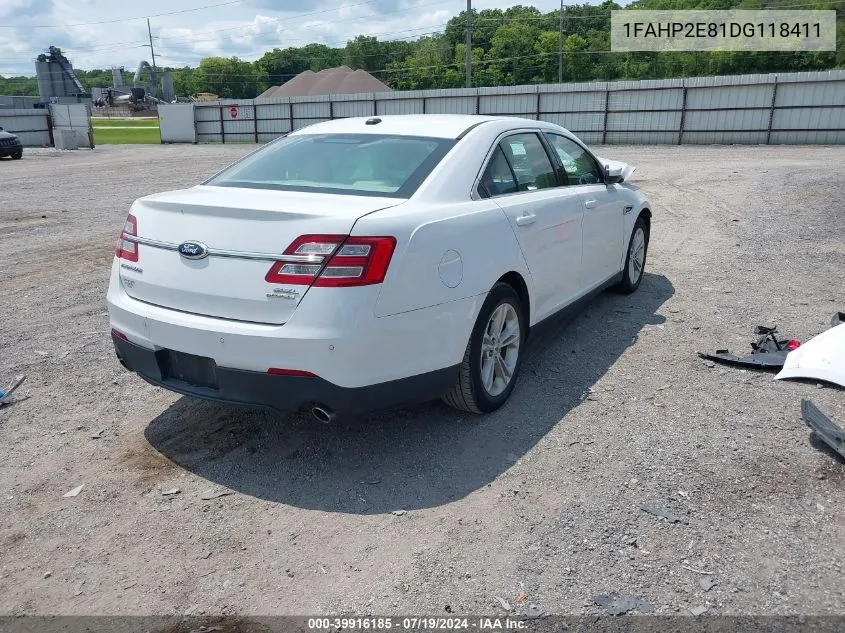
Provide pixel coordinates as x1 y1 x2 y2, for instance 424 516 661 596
547 134 603 186
206 133 456 198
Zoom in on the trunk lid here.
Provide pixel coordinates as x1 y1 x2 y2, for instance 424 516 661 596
119 185 403 324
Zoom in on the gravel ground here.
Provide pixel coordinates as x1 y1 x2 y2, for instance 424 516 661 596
1 143 844 621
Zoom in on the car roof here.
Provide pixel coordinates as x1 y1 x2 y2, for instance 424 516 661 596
289 114 566 140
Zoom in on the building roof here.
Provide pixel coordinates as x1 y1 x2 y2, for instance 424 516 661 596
257 66 391 99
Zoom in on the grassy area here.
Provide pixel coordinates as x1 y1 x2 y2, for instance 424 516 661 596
92 118 160 144
91 118 160 128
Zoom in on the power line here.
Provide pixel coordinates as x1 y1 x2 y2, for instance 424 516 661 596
0 0 244 29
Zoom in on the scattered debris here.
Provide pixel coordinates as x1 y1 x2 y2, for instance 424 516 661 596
360 479 381 485
90 429 104 439
698 325 799 370
162 488 181 496
689 605 709 616
801 399 845 461
123 582 137 590
776 320 845 387
523 604 544 619
640 503 684 524
699 576 718 592
678 490 690 499
683 565 714 575
43 571 52 579
594 593 654 615
63 484 84 498
200 488 233 500
201 551 212 559
0 374 27 407
515 593 528 604
391 510 407 516
494 596 511 611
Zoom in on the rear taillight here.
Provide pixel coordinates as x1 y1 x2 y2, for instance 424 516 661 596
265 235 396 288
116 214 138 262
111 328 129 341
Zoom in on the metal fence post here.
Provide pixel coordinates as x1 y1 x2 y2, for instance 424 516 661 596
766 77 779 145
602 88 610 144
46 113 55 148
253 102 258 143
219 106 225 144
678 87 688 145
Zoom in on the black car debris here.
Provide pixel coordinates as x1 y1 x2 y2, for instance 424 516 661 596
0 126 23 160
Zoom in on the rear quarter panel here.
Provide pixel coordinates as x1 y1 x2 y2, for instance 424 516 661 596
356 201 533 319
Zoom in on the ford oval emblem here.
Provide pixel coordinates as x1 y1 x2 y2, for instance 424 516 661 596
178 241 209 260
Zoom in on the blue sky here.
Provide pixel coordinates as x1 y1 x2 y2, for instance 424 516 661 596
0 0 596 76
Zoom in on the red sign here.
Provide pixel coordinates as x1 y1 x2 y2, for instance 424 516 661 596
230 105 238 119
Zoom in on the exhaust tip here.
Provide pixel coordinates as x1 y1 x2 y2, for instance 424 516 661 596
311 406 335 424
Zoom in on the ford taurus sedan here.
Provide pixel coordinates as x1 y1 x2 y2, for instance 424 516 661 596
107 114 651 420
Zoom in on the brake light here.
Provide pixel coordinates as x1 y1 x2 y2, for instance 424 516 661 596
265 235 396 288
116 214 138 262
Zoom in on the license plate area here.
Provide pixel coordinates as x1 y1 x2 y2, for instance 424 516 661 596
156 349 219 389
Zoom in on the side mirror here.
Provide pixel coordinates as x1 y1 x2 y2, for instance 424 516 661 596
605 164 624 184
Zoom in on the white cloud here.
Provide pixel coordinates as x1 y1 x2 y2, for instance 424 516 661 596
1 0 573 76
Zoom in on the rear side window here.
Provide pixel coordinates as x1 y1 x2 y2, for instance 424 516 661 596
206 133 456 198
478 133 558 198
499 133 557 192
478 147 518 198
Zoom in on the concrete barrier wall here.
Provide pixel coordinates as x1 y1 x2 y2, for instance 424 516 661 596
0 109 52 147
160 70 845 146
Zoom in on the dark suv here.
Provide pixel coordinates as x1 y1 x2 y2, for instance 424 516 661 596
0 126 23 160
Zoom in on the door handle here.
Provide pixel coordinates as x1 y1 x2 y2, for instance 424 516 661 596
584 199 598 209
515 212 537 226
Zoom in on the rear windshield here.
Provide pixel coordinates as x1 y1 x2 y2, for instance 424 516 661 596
206 133 456 198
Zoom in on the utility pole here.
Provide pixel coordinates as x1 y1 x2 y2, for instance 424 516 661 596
558 0 564 84
147 18 158 97
465 0 472 88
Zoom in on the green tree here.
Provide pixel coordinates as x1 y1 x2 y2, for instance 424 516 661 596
194 57 267 99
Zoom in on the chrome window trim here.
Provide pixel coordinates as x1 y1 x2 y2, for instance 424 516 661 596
123 235 322 263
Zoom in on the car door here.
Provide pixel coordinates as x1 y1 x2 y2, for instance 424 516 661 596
477 132 584 321
544 133 625 291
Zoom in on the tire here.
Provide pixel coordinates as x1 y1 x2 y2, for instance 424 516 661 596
442 282 526 414
613 216 649 294
10 150 22 160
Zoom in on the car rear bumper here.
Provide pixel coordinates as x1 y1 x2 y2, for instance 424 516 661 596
112 332 458 415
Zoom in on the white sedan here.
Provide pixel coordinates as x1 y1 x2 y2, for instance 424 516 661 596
107 114 651 421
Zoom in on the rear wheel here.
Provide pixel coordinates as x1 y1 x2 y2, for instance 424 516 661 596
442 282 525 414
10 150 22 160
613 216 648 294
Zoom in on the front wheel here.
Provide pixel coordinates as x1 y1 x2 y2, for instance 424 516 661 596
613 217 649 294
442 282 525 414
10 150 22 160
